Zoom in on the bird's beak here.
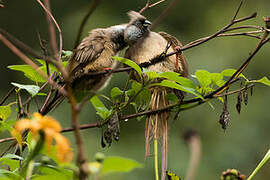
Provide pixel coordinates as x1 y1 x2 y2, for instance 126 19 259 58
143 20 152 27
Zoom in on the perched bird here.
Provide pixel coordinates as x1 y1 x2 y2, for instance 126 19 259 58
41 24 128 115
124 11 188 180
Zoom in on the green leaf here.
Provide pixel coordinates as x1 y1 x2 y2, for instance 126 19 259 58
11 82 40 97
210 73 225 87
8 65 46 83
195 70 212 87
34 165 73 180
0 169 23 180
152 80 204 99
0 120 16 132
131 81 151 111
166 93 178 103
113 57 142 79
221 69 247 79
110 87 123 100
255 76 270 86
167 171 181 180
142 68 159 80
247 149 270 180
0 105 11 121
101 156 143 175
0 154 23 171
90 96 111 119
158 72 196 88
61 50 73 59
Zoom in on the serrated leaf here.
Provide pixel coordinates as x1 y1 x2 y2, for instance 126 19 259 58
90 96 111 119
8 65 46 83
255 77 270 86
11 82 40 97
151 80 203 99
0 105 11 121
110 87 123 100
112 57 142 79
100 156 143 175
195 70 212 87
159 72 196 88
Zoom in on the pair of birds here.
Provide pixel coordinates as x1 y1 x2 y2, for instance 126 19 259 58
69 11 188 180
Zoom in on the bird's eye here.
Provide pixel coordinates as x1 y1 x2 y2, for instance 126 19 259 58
142 19 152 27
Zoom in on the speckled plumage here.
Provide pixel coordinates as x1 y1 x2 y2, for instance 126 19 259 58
124 11 188 180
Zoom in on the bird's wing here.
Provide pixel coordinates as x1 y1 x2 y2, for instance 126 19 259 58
158 31 189 76
69 29 107 76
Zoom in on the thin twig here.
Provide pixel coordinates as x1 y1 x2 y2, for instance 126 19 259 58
139 0 166 14
150 0 179 30
0 34 68 96
0 87 15 106
67 86 89 179
0 29 68 80
44 0 58 58
36 0 62 60
0 137 15 144
74 0 101 48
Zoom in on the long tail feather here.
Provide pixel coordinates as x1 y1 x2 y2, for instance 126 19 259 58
145 88 169 180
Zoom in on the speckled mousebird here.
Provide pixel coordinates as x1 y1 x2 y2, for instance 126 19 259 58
41 23 130 115
124 11 188 180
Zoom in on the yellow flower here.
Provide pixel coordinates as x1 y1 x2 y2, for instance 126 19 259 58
11 112 73 163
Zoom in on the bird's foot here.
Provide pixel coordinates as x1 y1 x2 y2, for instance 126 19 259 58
103 67 113 72
174 45 182 54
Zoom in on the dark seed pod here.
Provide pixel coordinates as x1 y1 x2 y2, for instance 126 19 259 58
236 91 242 114
219 110 230 130
219 95 230 130
101 135 106 148
250 86 254 96
243 86 248 105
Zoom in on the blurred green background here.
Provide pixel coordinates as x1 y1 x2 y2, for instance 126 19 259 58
0 0 270 179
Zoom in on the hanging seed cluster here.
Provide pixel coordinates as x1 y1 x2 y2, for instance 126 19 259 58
101 112 120 147
219 85 253 130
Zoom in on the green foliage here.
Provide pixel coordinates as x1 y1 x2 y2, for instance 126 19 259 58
8 60 68 84
253 76 270 86
221 69 247 80
0 154 23 171
61 50 73 59
158 71 196 88
8 65 46 83
90 95 112 119
0 169 23 180
110 87 123 101
113 57 142 79
100 156 143 175
0 105 11 121
33 165 74 180
167 171 181 180
11 82 40 97
151 80 204 99
0 120 16 132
